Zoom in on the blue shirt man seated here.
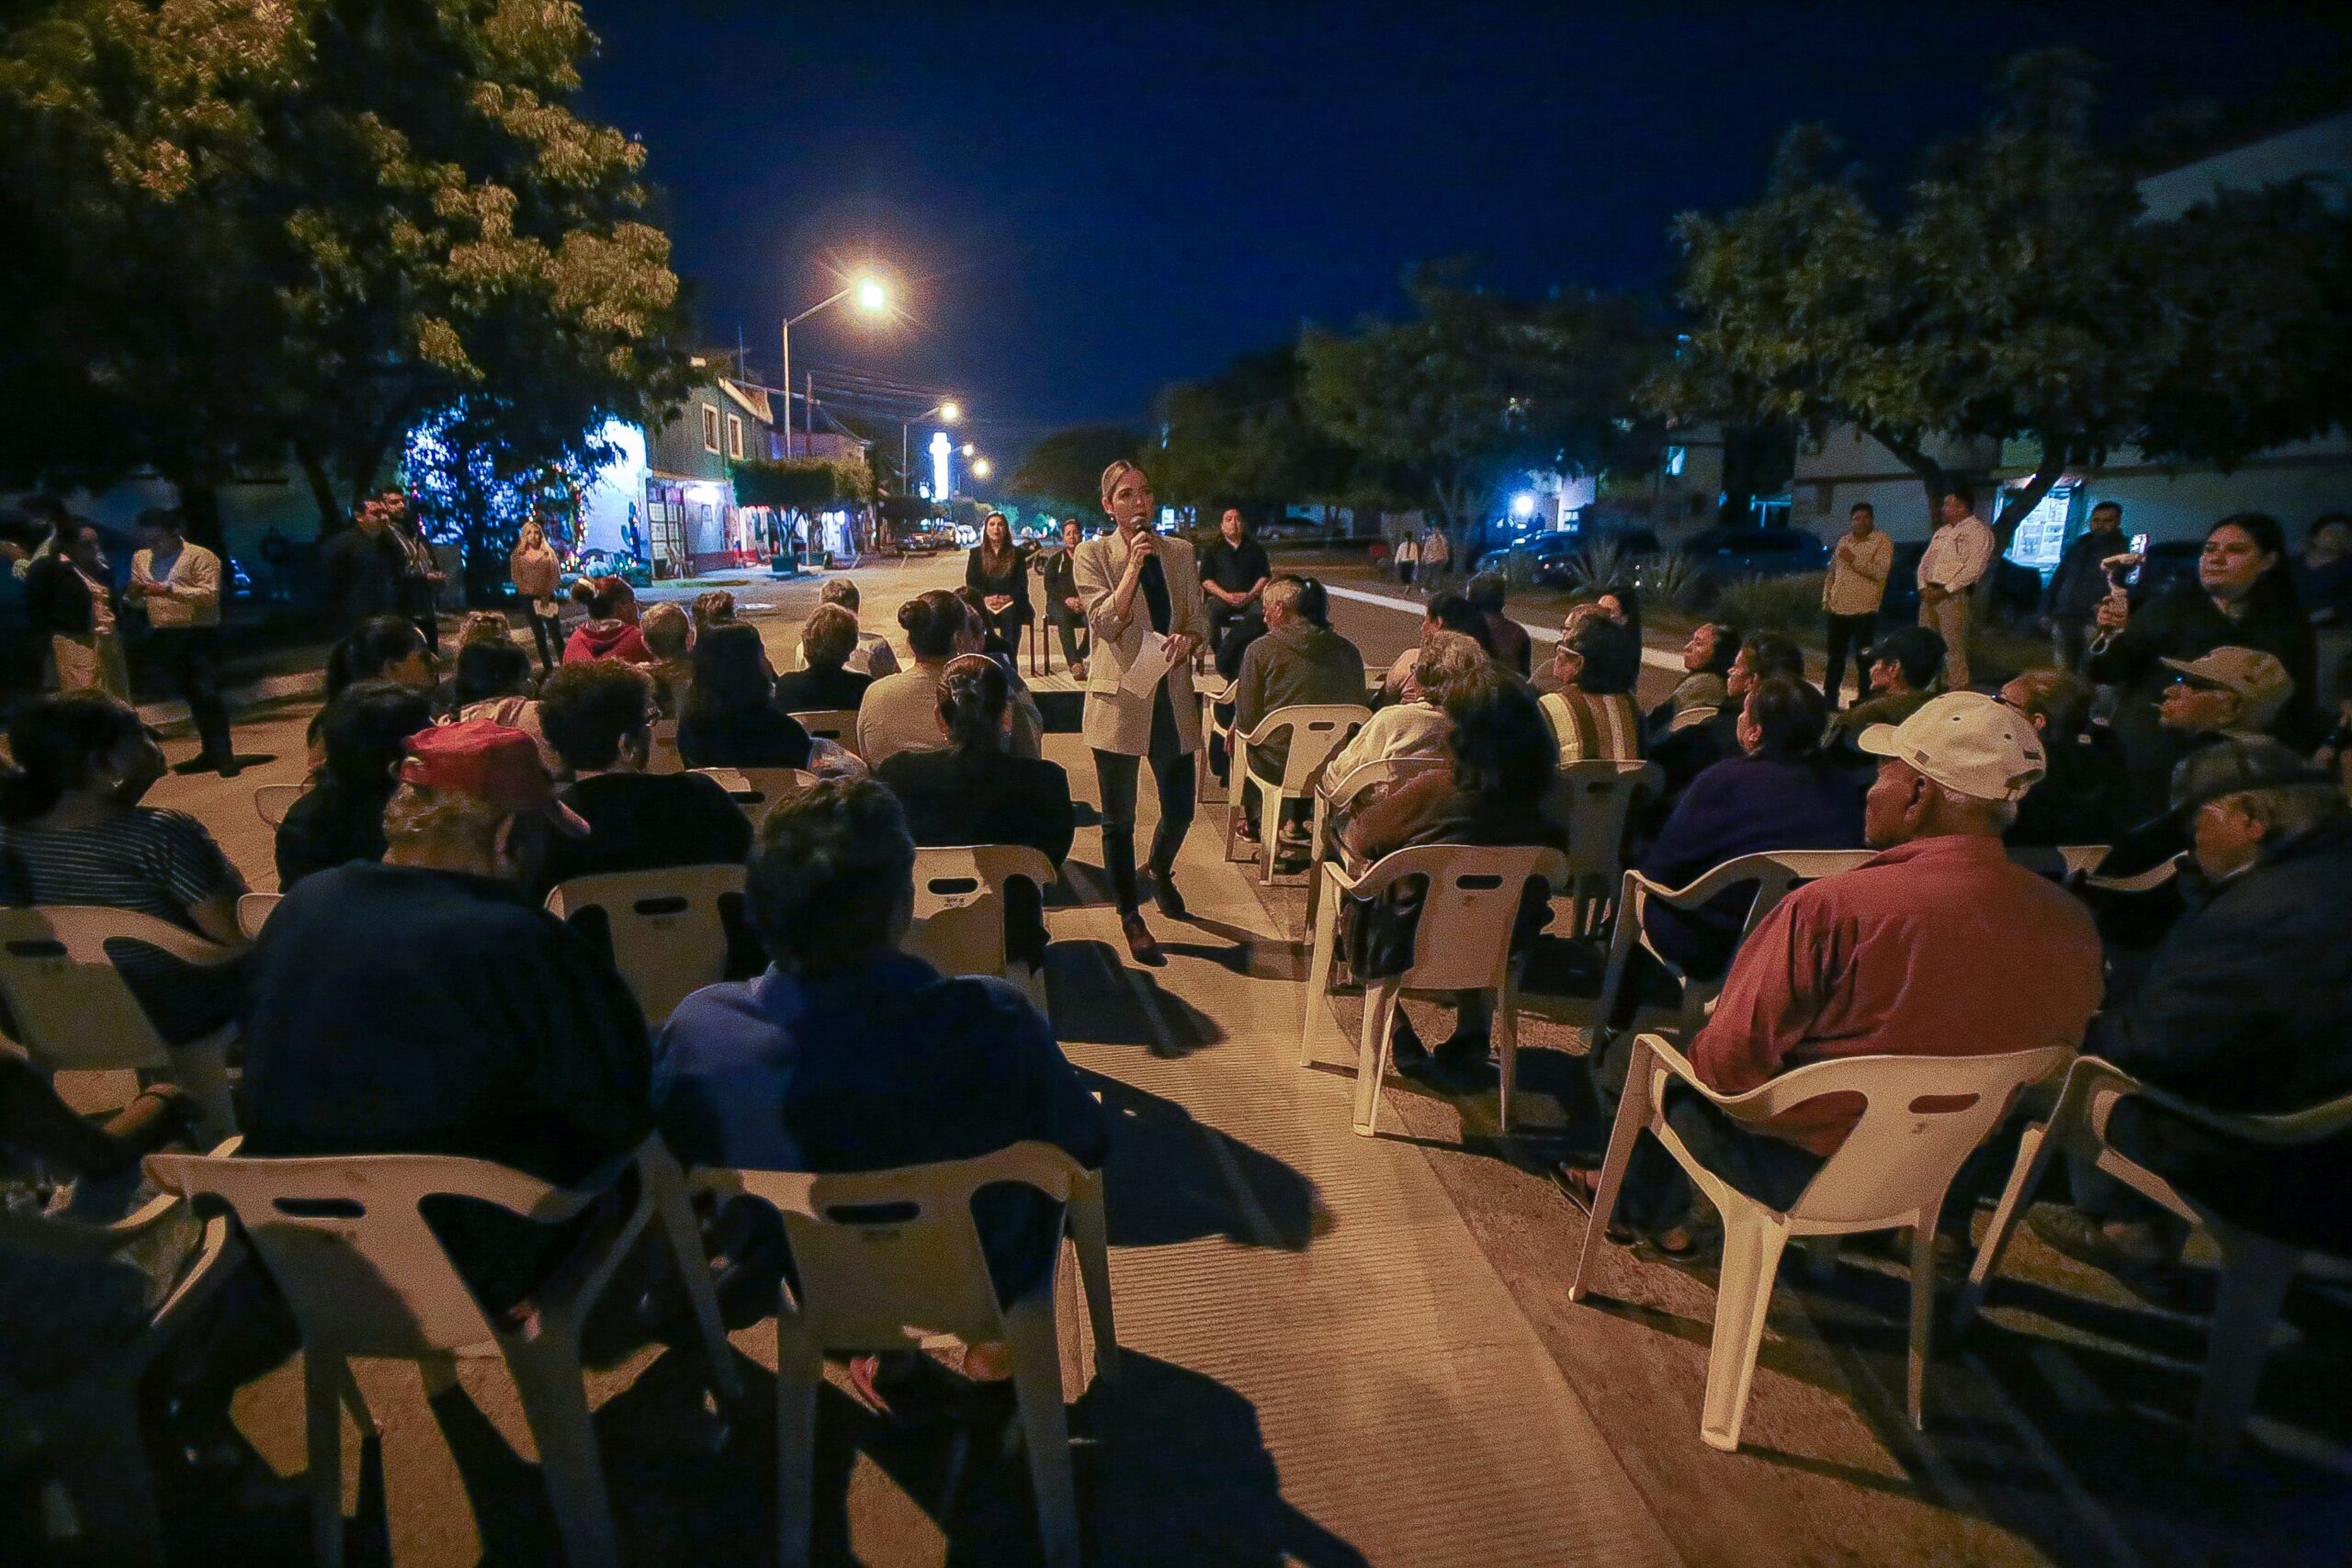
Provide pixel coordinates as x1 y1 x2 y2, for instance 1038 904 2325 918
652 777 1109 1308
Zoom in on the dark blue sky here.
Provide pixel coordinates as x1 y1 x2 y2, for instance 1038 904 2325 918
581 2 2347 448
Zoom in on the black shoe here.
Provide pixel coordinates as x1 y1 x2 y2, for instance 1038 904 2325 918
213 755 243 779
1150 872 1187 920
1121 911 1164 966
1387 1012 1431 1072
1432 1030 1493 1076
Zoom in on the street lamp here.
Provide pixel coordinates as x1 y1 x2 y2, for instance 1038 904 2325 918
959 442 976 458
971 457 993 481
901 399 962 497
780 271 890 457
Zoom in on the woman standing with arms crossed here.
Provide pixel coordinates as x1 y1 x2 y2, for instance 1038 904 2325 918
1075 460 1208 965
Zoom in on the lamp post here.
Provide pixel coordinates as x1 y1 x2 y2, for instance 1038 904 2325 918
781 275 889 457
900 399 961 495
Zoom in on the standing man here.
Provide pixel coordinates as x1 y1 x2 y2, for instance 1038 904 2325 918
1821 502 1893 707
1039 517 1091 678
1199 506 1272 661
319 490 407 636
1419 525 1452 591
25 520 129 700
1917 484 1996 691
1076 460 1207 965
2043 500 2129 672
128 508 237 776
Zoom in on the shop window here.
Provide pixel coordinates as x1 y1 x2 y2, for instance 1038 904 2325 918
701 404 719 453
727 413 744 460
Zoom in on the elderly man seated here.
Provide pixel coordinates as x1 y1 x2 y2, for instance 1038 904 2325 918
1232 576 1365 864
1560 693 2104 1257
2031 739 2352 1276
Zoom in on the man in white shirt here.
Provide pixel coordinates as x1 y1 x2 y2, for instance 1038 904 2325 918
129 508 237 774
803 578 899 677
1917 484 1996 691
1821 502 1894 708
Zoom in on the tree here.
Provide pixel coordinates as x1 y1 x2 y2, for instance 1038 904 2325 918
1005 424 1141 518
0 0 689 566
1654 50 2352 559
1150 344 1361 520
1301 263 1663 546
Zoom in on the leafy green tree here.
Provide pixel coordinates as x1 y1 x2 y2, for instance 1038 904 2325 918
1301 263 1662 550
1150 344 1362 521
1005 423 1141 518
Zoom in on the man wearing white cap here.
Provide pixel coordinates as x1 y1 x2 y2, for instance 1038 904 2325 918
1566 693 2106 1253
2155 645 2294 744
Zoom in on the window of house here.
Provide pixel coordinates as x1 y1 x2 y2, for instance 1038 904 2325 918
727 413 744 460
1663 445 1688 478
701 404 719 453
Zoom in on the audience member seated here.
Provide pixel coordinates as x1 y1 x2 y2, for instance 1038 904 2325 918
2031 740 2352 1273
1561 692 2102 1257
533 660 752 897
562 577 652 665
652 779 1108 1398
1341 665 1561 1076
2156 646 2293 748
773 604 875 713
876 655 1076 969
678 622 863 777
324 614 435 703
276 680 435 888
1823 625 1943 761
1376 591 1493 705
239 721 651 1312
962 511 1033 654
1467 571 1532 679
1325 630 1485 784
1232 578 1365 861
859 589 1042 766
2002 669 2131 852
692 589 737 637
1649 634 1806 815
0 694 246 1045
806 579 898 677
1539 612 1645 764
641 603 695 719
1643 621 1740 743
1639 676 1864 976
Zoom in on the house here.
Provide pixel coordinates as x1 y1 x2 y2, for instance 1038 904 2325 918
576 361 784 576
1792 107 2352 570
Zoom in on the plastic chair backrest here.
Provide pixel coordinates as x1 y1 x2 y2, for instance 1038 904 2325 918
0 907 235 1072
236 892 281 940
786 709 860 752
710 1142 1082 1349
254 784 302 828
729 768 817 814
1351 842 1570 992
647 720 684 775
1244 704 1374 792
2083 853 2181 896
1747 1047 2071 1227
1324 754 1448 813
544 864 747 1027
903 845 1056 980
149 1142 615 1358
1547 759 1662 875
2055 844 2111 879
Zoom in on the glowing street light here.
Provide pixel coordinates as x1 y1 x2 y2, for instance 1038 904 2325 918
938 400 962 424
959 441 976 457
1510 492 1537 521
853 276 890 314
781 266 894 457
972 457 994 481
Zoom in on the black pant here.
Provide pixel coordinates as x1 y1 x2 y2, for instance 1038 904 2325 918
1091 686 1195 912
1049 603 1088 667
151 627 234 766
1822 611 1877 706
527 611 562 671
405 581 441 651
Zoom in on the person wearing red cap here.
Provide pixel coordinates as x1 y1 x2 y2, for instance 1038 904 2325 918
238 720 652 1310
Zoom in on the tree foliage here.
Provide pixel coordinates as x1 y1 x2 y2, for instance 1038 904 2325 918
0 0 690 553
1653 49 2352 547
1150 344 1363 517
1004 423 1141 518
731 453 875 514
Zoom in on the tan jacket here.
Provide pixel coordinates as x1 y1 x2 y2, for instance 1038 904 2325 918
130 543 221 629
1075 528 1207 756
1822 528 1894 616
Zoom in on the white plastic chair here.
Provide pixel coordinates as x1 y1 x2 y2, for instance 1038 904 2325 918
1301 754 1451 930
1299 842 1569 1136
1542 759 1664 935
698 1143 1115 1568
646 719 684 775
903 845 1058 1015
237 892 282 939
0 906 242 1139
1951 1055 2352 1457
1223 703 1371 885
148 1134 741 1568
1195 678 1235 805
0 1162 240 1566
2083 852 2182 895
254 784 303 828
692 765 816 816
2054 844 2111 880
544 864 747 1029
786 708 860 756
1568 1034 2070 1451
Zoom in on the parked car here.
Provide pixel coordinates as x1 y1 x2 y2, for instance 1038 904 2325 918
1662 526 1831 594
1474 530 1584 578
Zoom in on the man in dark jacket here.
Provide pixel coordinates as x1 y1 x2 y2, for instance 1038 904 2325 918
2041 501 2129 672
1233 577 1365 862
318 491 409 636
2035 740 2352 1268
1037 517 1090 675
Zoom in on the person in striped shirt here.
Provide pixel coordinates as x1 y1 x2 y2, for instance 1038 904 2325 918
1540 612 1645 764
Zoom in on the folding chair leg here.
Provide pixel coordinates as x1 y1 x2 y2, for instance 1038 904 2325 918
775 1313 821 1568
1493 982 1518 1134
1005 1292 1082 1568
1256 788 1286 886
649 1149 744 1406
1908 1206 1938 1429
1567 1039 1654 1302
1069 1172 1120 1384
1951 1118 2061 1331
506 1336 620 1568
1299 876 1342 1068
2195 1228 2301 1458
1351 983 1399 1136
302 1349 348 1568
1701 1205 1791 1453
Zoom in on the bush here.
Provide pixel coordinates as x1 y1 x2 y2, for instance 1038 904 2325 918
1637 549 1711 614
1713 571 1826 636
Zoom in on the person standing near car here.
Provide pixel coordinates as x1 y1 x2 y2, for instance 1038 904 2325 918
1821 502 1892 708
1917 484 1996 691
2042 501 2129 673
128 508 237 776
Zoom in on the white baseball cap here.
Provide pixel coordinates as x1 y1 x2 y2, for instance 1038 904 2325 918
1858 692 2047 804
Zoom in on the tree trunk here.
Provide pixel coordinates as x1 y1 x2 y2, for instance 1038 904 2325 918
172 470 230 560
296 444 345 537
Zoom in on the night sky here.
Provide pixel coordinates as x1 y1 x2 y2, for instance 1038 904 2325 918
581 2 2348 451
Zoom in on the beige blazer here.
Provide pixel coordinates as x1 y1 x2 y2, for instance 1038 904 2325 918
1074 528 1208 756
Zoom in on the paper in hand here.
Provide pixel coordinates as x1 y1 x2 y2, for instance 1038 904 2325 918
1120 630 1178 697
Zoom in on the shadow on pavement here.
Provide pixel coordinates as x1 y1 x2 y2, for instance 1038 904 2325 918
1046 940 1225 1057
1082 1070 1331 1253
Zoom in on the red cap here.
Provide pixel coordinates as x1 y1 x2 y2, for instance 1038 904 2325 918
399 721 589 837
